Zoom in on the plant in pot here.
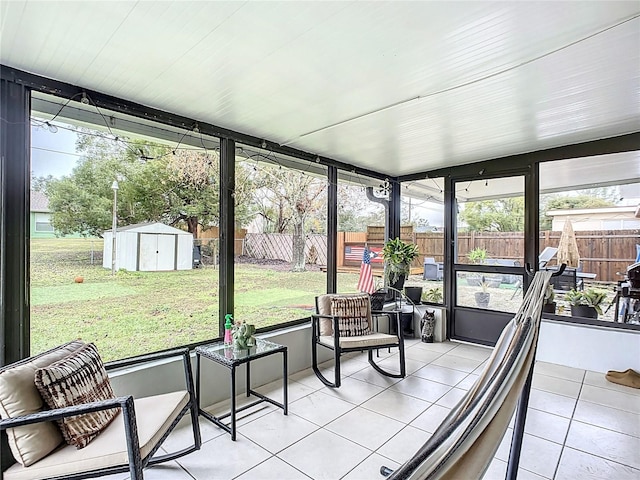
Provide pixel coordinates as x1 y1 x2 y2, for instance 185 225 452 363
566 288 607 319
382 237 420 294
422 287 443 304
474 280 490 308
466 248 488 286
542 284 556 313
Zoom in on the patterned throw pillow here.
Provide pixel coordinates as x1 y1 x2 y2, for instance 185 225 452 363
330 294 372 337
34 343 118 449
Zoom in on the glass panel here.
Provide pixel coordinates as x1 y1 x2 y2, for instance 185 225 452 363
455 177 525 265
336 175 385 294
539 152 640 323
456 271 523 313
400 178 446 305
234 151 327 327
30 98 221 361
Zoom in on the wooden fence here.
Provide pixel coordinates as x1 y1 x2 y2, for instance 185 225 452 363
415 229 639 282
243 233 328 265
218 227 638 282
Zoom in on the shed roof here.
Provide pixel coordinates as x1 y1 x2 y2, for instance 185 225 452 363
104 222 192 235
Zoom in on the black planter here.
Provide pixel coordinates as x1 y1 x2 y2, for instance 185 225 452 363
474 292 490 308
542 302 556 314
386 274 407 301
404 286 423 305
571 305 598 319
401 312 414 336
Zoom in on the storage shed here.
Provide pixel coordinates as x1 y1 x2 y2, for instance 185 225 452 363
103 222 193 272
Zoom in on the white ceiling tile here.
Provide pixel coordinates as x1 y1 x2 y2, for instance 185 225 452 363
2 1 638 178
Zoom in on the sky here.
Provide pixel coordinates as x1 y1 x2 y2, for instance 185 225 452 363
31 120 80 179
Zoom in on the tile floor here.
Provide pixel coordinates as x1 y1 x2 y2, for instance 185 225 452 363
102 339 640 480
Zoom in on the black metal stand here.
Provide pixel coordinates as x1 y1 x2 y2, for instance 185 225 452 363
505 264 565 480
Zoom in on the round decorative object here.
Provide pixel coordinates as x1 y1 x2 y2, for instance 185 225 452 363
74 276 84 283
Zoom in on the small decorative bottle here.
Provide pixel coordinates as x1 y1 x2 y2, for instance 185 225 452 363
223 314 233 345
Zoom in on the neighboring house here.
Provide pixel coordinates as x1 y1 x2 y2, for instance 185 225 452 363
30 191 85 238
30 191 56 238
547 205 640 231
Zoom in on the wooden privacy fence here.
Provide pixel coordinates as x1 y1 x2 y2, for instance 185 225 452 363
415 229 639 282
217 227 638 282
243 233 328 265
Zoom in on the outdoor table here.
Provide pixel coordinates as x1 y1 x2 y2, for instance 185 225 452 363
195 338 288 440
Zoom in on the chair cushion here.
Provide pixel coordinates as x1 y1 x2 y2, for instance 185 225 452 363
319 332 400 349
0 340 85 467
34 343 117 449
3 391 189 480
330 294 371 337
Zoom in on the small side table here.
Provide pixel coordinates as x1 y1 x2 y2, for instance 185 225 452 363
195 338 288 441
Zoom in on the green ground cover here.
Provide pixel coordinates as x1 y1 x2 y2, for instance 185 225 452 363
30 239 356 361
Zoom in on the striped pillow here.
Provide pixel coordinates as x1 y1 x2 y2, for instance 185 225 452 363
331 294 371 337
34 343 118 449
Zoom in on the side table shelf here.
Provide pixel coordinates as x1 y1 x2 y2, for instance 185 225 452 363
195 338 288 440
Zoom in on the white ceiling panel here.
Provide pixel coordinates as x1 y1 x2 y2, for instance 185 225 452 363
2 1 638 178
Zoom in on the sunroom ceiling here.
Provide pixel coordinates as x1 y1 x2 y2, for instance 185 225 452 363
1 1 639 178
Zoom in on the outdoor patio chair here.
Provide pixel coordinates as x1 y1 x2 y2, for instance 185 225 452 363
312 293 406 388
381 269 554 480
538 246 558 268
0 341 201 480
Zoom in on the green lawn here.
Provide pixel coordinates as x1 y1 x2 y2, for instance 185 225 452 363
30 238 357 361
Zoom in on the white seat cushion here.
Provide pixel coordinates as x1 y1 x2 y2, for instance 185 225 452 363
320 332 399 349
4 391 189 480
0 340 85 466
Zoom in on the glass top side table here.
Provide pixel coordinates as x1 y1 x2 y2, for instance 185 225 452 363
195 338 288 440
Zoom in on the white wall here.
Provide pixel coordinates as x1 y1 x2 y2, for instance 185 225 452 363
537 320 640 373
109 319 640 405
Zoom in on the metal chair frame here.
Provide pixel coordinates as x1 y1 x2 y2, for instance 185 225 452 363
311 296 406 388
0 347 201 480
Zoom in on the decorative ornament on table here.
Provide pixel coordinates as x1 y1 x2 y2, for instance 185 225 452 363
232 320 256 350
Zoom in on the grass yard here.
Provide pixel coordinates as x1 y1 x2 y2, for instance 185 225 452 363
30 238 351 362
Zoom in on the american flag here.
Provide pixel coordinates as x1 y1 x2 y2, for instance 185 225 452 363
357 246 376 294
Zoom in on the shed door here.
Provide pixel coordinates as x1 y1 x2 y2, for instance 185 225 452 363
156 235 176 270
139 234 176 271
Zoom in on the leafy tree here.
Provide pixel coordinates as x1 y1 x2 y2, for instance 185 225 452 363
42 133 252 237
539 194 614 230
459 198 524 232
250 164 326 271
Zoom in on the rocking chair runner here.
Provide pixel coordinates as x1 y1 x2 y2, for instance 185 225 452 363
312 293 406 388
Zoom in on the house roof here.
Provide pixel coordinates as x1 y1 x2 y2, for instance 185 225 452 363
3 1 638 181
30 191 49 212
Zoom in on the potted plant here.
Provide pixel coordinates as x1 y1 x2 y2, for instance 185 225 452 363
566 288 607 319
422 287 443 304
474 280 490 308
466 248 488 286
467 247 488 264
542 284 556 313
382 238 420 292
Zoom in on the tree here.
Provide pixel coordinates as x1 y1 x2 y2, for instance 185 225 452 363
250 164 326 271
539 194 615 230
459 198 524 232
42 133 252 237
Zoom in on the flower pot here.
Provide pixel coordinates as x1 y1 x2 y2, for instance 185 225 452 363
571 305 598 319
542 302 556 314
474 292 490 308
404 286 423 305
